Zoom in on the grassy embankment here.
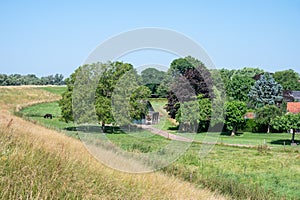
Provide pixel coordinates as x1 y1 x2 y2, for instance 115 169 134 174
0 86 224 199
19 93 300 199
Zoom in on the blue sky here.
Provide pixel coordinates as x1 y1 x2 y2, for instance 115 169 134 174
0 0 299 77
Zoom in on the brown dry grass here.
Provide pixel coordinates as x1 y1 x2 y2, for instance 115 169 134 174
0 86 226 199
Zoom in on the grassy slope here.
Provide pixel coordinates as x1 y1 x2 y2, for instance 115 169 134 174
0 86 224 199
19 96 300 199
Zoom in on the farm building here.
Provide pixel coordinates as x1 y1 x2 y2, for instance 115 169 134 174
283 90 300 102
133 101 159 125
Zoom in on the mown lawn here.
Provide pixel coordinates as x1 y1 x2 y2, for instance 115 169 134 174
176 132 298 148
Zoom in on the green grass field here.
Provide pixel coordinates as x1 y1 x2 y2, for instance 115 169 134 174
177 132 298 148
18 96 300 199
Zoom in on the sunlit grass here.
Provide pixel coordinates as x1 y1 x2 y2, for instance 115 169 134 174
0 86 223 199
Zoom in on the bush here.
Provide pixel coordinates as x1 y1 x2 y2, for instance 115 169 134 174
243 119 266 133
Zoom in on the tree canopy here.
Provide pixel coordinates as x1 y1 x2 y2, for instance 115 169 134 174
225 101 247 136
248 73 283 108
59 62 151 129
273 69 300 90
0 73 64 86
141 68 166 95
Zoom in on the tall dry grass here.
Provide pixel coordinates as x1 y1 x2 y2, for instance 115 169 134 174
0 86 226 199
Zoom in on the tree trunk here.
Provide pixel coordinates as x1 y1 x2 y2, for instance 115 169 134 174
267 124 270 133
101 122 105 133
291 128 296 144
231 127 236 136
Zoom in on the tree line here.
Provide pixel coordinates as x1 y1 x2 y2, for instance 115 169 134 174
0 73 65 86
59 57 300 143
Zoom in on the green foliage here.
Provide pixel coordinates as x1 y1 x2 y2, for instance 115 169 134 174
226 75 255 102
243 119 263 133
271 113 300 132
112 69 151 126
166 56 213 120
169 57 195 75
235 67 264 77
176 100 200 132
273 69 300 90
255 105 282 133
219 67 263 88
225 101 247 135
141 68 166 95
248 73 283 108
0 73 65 86
59 62 151 126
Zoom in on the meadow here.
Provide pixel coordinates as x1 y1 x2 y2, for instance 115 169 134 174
16 87 300 199
1 86 223 199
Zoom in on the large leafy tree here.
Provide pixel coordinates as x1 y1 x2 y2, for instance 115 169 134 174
226 75 255 102
248 73 283 108
255 105 282 133
112 69 151 126
273 69 300 90
165 56 214 132
224 101 247 136
59 61 150 129
175 100 200 132
166 58 213 119
175 94 212 132
271 113 300 144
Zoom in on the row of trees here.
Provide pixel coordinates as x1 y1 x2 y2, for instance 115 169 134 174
59 57 300 143
160 56 300 139
139 65 300 99
0 73 65 85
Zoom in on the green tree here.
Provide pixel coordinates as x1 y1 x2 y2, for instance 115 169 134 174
273 69 300 90
271 113 300 144
197 95 212 131
112 69 151 127
141 68 166 95
175 100 199 132
226 75 255 102
175 94 212 132
248 73 283 108
225 101 247 136
235 67 264 78
255 105 282 133
169 57 194 75
60 61 151 130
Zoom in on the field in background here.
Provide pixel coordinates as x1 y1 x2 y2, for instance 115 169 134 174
1 86 223 199
17 91 300 199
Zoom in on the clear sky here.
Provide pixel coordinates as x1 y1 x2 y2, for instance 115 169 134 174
0 0 299 77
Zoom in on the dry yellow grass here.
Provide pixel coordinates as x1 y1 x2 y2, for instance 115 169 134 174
0 86 226 199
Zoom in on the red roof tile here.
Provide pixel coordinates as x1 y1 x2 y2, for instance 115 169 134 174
287 102 300 114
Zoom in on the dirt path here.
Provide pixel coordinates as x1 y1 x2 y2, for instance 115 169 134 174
138 124 193 142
